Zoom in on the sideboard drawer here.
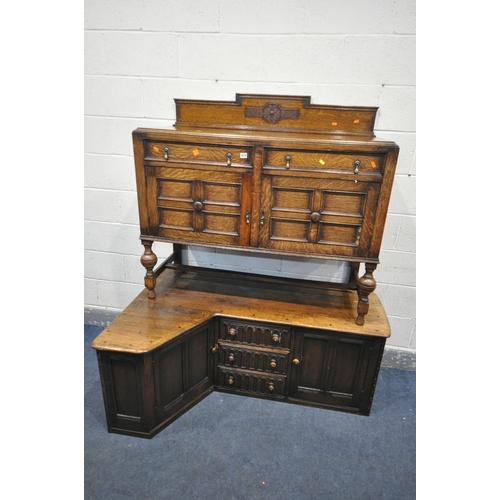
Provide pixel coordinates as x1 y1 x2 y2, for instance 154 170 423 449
264 149 383 176
144 141 252 168
219 319 291 349
217 366 286 397
218 342 289 375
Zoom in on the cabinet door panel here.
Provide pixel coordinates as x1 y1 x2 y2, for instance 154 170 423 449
318 223 360 246
329 339 365 395
159 208 195 232
259 176 379 257
146 166 251 246
272 219 309 242
273 187 314 211
96 351 156 436
154 323 215 422
289 329 373 412
156 343 184 408
187 326 210 387
299 336 329 388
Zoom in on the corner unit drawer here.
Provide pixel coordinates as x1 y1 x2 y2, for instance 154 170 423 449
219 319 291 349
264 149 383 176
144 141 252 168
218 342 289 375
217 367 286 397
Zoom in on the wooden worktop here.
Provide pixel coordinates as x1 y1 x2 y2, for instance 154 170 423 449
91 268 391 354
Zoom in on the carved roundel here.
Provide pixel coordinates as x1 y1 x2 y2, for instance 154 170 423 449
262 103 282 123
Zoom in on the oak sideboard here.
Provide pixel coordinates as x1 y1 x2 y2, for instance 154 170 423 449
91 94 399 438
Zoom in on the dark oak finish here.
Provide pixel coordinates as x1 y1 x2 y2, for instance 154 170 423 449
288 328 384 414
154 322 215 429
92 267 390 438
133 94 398 324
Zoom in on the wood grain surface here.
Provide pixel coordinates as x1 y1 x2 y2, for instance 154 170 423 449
91 268 390 354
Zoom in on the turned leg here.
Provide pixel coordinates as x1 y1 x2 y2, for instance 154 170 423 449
356 263 377 326
140 240 158 299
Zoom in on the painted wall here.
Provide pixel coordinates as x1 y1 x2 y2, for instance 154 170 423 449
84 0 416 353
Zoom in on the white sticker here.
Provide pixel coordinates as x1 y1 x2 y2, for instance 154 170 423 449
240 152 248 159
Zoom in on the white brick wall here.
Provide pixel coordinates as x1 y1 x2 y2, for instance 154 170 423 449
84 0 416 351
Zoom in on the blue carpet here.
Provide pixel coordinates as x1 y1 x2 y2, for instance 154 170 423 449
85 325 415 500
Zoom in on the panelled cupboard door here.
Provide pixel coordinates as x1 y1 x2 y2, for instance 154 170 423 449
288 329 373 412
154 322 215 424
145 166 252 246
96 351 156 436
258 175 380 257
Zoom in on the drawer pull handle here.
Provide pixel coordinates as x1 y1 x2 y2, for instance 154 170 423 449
226 152 233 166
271 333 279 343
260 212 265 226
228 352 235 363
353 159 361 174
245 209 250 225
269 358 277 369
229 327 237 337
268 382 275 392
211 345 219 354
284 154 292 169
193 201 204 212
227 375 234 386
292 358 300 365
164 147 170 160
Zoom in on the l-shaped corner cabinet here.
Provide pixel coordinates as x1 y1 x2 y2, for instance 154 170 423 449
91 94 399 438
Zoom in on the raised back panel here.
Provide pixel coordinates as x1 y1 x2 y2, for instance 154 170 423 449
175 94 377 137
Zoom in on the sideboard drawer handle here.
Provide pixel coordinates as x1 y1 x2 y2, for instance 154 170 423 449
164 147 170 160
268 382 275 392
269 358 277 369
229 327 237 337
193 201 204 212
227 375 234 386
226 152 233 166
353 159 361 174
284 154 292 169
228 352 235 363
271 333 279 343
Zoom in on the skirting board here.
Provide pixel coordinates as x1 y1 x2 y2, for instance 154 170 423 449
84 306 416 371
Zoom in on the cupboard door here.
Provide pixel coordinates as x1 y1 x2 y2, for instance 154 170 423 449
258 175 380 257
288 329 376 413
154 322 215 424
146 166 252 246
96 351 156 437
